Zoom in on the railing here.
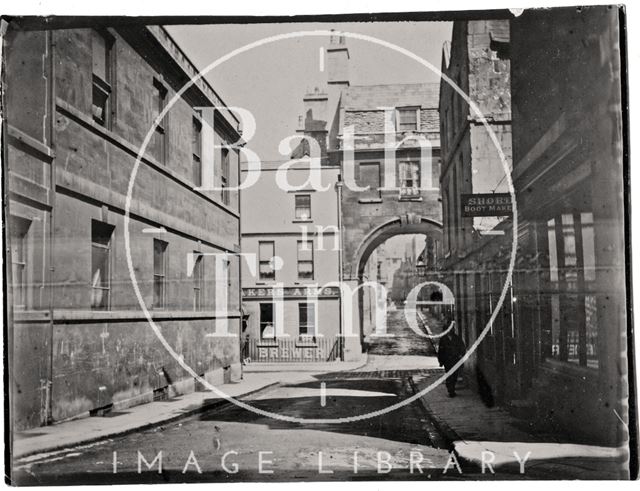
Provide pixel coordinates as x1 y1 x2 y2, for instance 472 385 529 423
244 336 343 363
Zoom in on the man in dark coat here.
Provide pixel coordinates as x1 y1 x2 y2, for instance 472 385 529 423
438 323 466 397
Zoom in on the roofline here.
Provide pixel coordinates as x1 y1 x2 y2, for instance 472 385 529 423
346 82 440 89
153 26 241 128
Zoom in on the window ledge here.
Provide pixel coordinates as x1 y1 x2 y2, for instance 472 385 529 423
358 198 383 204
51 309 242 322
13 310 51 323
292 219 313 223
398 196 423 202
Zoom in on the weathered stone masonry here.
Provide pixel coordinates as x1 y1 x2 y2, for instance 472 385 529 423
5 24 242 429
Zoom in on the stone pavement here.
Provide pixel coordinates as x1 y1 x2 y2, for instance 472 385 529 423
13 365 353 459
365 309 437 356
243 357 367 373
412 374 630 479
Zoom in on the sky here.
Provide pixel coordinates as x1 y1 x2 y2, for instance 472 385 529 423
167 22 452 161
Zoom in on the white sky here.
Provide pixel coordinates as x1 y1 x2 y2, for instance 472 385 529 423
167 22 452 161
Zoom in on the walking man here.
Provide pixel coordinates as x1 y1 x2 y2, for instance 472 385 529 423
437 322 467 397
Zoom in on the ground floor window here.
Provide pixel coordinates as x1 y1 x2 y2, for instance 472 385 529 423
91 220 115 310
10 215 31 309
153 239 168 309
260 302 275 339
298 302 316 337
545 211 598 368
192 251 204 311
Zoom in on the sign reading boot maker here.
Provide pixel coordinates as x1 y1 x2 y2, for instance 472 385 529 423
461 193 513 217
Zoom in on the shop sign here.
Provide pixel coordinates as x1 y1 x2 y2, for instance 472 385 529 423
461 193 513 217
242 286 340 300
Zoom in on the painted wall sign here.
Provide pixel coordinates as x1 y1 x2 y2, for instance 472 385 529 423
461 193 513 217
242 286 341 300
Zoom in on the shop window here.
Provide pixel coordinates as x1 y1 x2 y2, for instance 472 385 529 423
298 302 316 337
153 239 168 309
258 241 275 280
260 302 275 339
546 212 598 368
91 220 114 310
581 212 596 282
581 213 598 367
297 240 314 280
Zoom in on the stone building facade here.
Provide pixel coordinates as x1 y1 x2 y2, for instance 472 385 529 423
439 8 627 446
240 161 343 362
4 23 242 430
293 34 444 360
438 19 512 394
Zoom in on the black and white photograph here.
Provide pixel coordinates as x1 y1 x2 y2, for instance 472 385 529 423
1 2 637 484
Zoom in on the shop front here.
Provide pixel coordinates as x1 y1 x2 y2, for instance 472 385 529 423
241 285 343 363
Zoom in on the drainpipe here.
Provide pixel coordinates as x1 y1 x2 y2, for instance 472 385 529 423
1 19 16 439
46 29 56 425
335 177 344 360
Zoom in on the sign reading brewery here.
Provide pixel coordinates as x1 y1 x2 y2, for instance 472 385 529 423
242 286 341 300
461 193 513 217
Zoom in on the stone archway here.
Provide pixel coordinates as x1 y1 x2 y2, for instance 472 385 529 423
354 214 443 279
341 213 443 361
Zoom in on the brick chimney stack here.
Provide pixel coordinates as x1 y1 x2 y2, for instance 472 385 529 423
327 30 349 87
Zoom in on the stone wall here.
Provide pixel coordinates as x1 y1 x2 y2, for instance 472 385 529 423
6 25 242 429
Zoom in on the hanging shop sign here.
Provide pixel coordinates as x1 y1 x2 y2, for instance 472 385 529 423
461 193 513 217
